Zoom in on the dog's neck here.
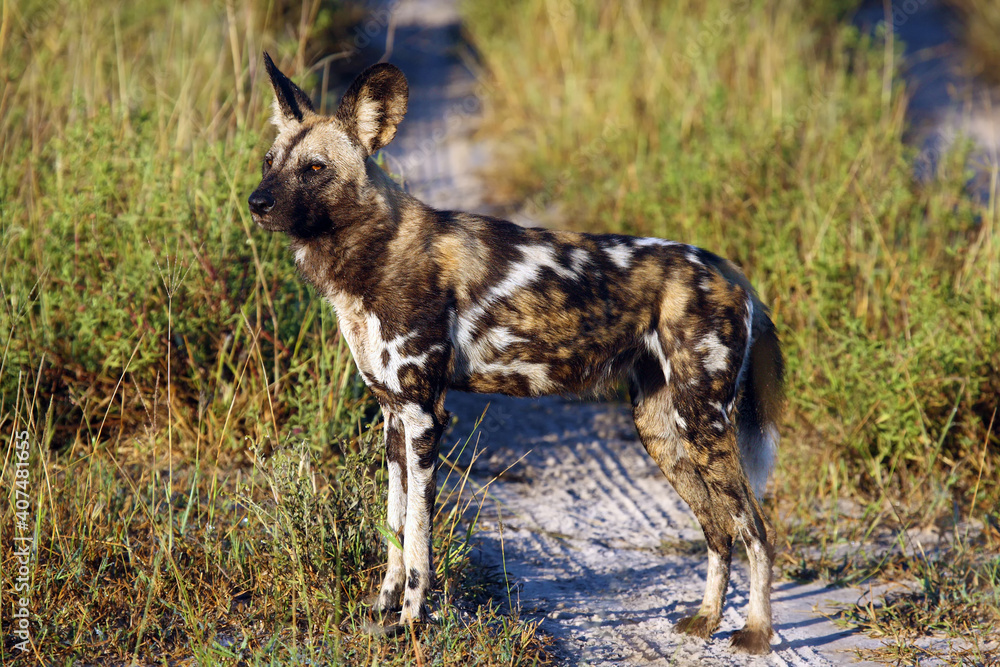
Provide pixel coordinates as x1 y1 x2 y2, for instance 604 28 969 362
290 158 433 305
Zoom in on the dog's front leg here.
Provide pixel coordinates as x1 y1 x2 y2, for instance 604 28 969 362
375 411 407 614
397 401 443 624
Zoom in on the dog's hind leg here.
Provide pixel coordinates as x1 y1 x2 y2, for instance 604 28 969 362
728 493 774 654
630 373 733 638
635 288 775 653
633 374 773 652
678 425 772 654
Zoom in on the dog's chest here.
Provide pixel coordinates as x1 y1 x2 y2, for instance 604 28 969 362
323 290 389 390
323 287 446 398
293 246 370 376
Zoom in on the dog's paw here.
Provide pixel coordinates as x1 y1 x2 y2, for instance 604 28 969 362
730 626 773 654
373 586 403 615
399 597 429 626
675 613 719 639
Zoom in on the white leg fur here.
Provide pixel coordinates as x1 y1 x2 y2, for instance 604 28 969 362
745 535 773 634
376 413 408 612
699 548 730 622
399 405 436 623
376 458 407 610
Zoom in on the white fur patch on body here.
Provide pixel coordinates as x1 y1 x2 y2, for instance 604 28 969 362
506 243 578 284
363 313 443 393
453 243 564 350
324 293 442 393
452 321 555 393
672 409 687 431
643 331 670 378
603 243 633 269
450 243 590 392
696 332 729 374
569 247 591 274
632 237 680 248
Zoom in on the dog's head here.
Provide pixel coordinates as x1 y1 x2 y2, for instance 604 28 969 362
248 53 408 236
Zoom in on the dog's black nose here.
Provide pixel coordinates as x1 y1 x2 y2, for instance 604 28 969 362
248 190 275 216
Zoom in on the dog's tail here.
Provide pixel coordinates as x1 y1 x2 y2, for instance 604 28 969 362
703 255 785 501
737 307 784 501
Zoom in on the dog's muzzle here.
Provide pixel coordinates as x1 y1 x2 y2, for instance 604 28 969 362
248 189 275 217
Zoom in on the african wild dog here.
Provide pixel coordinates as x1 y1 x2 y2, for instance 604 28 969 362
249 53 785 654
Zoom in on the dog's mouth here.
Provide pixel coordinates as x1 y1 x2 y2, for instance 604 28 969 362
251 212 283 232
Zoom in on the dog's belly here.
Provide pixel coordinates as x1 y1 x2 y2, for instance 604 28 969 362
449 323 640 398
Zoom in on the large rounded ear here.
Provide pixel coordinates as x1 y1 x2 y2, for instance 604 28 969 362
263 52 315 131
335 63 408 155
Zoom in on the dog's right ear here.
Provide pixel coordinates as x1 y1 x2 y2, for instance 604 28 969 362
335 63 408 155
263 52 315 132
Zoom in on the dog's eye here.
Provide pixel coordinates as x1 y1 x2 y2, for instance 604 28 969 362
310 164 324 172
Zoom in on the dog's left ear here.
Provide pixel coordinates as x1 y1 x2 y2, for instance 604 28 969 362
263 51 315 131
336 63 408 155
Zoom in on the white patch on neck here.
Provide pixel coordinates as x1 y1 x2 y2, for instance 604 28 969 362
324 291 368 375
294 245 309 266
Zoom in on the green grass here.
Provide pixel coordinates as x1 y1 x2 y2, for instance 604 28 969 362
0 0 548 663
460 0 999 660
